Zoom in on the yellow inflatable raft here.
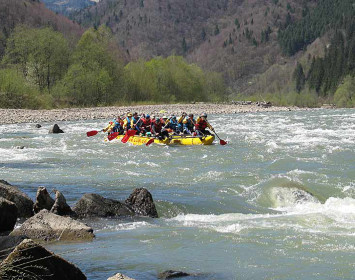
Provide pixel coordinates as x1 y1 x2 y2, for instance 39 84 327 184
109 134 215 146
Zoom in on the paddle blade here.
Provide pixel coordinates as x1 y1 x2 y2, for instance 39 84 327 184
121 130 136 143
146 138 154 146
108 132 119 141
87 130 99 137
219 139 227 145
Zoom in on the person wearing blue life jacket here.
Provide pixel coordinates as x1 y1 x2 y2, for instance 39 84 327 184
183 113 196 134
112 116 124 134
165 115 179 133
123 112 133 132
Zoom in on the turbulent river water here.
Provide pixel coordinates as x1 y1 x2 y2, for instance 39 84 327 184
0 109 354 280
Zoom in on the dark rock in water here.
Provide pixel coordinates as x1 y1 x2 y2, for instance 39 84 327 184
15 146 25 149
50 189 74 216
0 180 34 218
0 239 86 280
0 236 27 261
33 186 54 214
49 124 64 133
0 198 18 233
11 209 94 241
125 188 158 218
107 273 136 280
73 193 134 218
158 270 191 279
35 124 42 128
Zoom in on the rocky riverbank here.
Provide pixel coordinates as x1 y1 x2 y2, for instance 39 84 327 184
0 103 302 124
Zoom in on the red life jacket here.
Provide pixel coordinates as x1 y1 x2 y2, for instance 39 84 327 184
142 118 151 129
151 122 163 133
196 119 208 130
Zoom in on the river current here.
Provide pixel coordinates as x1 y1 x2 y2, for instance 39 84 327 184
0 109 354 279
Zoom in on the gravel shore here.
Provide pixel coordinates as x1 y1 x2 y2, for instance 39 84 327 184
0 103 303 124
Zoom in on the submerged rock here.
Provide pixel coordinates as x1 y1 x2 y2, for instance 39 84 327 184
0 236 27 261
107 273 136 280
0 180 33 218
158 270 192 279
73 193 134 218
11 209 94 241
0 198 18 233
49 124 64 133
35 123 42 128
50 189 74 216
125 188 158 218
0 239 86 280
33 186 55 214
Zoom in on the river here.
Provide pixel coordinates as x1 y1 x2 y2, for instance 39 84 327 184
0 109 354 279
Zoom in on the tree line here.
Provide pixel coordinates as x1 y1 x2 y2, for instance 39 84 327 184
291 10 355 107
0 25 226 109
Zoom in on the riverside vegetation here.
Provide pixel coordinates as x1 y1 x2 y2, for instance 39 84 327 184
0 0 354 109
0 25 225 109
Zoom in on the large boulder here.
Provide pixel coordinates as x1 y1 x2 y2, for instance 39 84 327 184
73 193 134 218
33 186 55 214
0 236 27 261
11 210 94 241
0 180 33 218
0 198 18 233
49 124 64 133
50 189 74 216
0 239 86 280
107 273 135 280
125 188 158 218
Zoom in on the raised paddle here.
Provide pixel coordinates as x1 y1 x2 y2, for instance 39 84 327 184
213 130 227 145
86 130 100 137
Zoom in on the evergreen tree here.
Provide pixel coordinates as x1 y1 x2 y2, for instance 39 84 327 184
293 63 305 92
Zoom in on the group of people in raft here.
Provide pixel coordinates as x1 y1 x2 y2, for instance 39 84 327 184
103 112 215 140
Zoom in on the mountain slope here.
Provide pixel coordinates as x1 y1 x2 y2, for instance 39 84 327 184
0 0 83 57
73 0 312 93
40 0 97 16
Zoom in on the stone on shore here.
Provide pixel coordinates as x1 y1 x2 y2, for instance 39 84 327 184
33 186 55 214
125 188 158 218
0 239 86 280
0 198 18 233
158 270 192 279
50 189 74 216
0 180 34 218
107 273 136 280
73 193 134 218
0 236 27 261
11 209 94 241
49 124 64 133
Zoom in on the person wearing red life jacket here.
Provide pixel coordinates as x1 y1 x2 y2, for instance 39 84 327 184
140 114 151 135
195 113 214 136
151 118 169 140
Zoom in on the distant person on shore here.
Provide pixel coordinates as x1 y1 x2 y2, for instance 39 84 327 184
195 113 214 136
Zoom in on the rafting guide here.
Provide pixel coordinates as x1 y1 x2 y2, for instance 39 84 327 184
87 111 227 146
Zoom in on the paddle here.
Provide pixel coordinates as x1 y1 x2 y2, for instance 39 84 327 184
145 138 154 146
213 130 227 145
86 130 100 137
107 131 120 141
121 129 136 143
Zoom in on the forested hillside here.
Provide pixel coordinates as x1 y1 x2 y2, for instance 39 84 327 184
0 0 354 108
0 0 83 57
41 0 97 16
